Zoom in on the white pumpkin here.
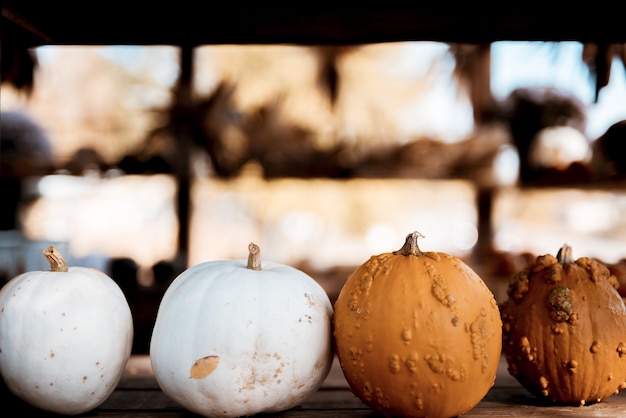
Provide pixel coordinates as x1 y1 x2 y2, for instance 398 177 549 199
0 245 133 415
149 243 334 418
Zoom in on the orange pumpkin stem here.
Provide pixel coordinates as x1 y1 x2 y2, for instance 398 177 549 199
556 244 573 265
43 245 69 272
247 242 262 271
393 231 425 257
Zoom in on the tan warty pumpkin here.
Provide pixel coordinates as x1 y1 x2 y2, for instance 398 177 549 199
500 244 626 405
333 231 502 418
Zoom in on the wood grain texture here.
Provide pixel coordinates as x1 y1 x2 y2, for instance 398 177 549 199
3 355 626 416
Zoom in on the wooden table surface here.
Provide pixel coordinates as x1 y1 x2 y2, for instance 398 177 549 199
4 354 626 417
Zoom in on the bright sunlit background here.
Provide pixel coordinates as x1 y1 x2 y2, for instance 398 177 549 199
2 41 626 288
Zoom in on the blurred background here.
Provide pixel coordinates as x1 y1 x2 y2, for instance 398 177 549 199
2 38 626 352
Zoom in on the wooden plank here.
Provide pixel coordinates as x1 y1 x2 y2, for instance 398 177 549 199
99 390 179 410
4 354 626 416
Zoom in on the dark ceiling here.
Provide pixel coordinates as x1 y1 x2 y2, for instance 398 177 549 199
3 2 626 48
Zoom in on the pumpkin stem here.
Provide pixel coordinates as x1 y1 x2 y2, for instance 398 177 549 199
556 244 574 265
43 245 69 272
393 231 425 257
247 242 262 271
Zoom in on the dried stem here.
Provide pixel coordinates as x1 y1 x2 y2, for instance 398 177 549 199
247 242 262 271
43 245 69 272
393 231 425 257
556 244 573 265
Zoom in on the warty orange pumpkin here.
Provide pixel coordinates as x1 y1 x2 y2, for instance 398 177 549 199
333 231 502 418
500 244 626 405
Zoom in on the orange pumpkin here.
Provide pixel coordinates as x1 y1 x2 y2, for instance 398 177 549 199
333 231 502 418
500 244 626 405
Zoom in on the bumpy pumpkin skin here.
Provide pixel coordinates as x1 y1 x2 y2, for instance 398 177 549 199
150 243 334 418
333 232 502 418
0 247 133 415
500 245 626 405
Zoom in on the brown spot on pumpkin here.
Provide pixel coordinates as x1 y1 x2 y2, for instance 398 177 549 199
546 286 573 322
617 343 626 358
83 376 88 382
241 367 268 390
190 355 220 379
304 292 316 307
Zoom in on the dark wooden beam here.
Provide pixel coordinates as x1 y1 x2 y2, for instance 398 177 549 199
3 3 626 48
